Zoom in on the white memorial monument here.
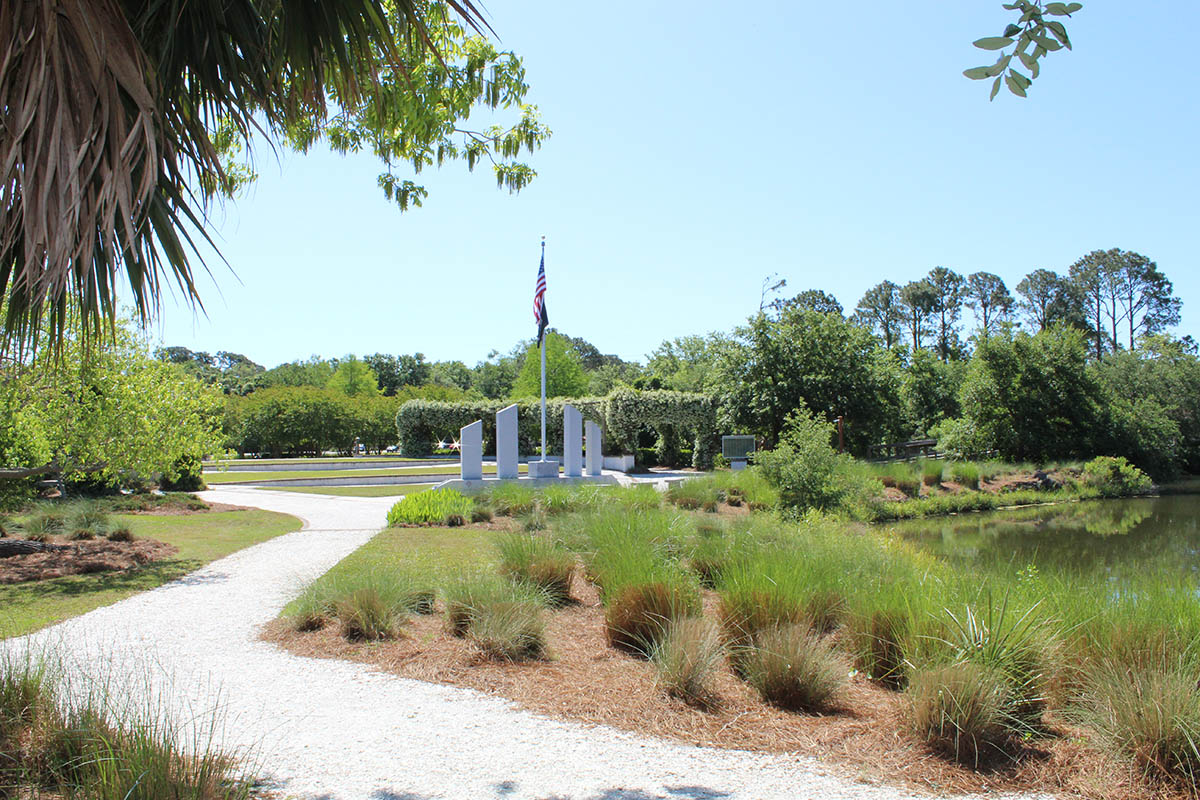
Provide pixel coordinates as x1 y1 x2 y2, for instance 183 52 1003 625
496 404 519 479
585 420 603 477
459 420 483 481
563 404 583 478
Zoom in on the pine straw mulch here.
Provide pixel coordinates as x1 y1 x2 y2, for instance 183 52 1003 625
0 538 177 584
263 573 1169 800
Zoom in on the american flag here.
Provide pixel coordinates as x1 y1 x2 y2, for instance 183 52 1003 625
533 248 549 343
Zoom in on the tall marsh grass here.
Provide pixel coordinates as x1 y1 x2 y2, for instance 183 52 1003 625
496 533 576 605
0 651 253 800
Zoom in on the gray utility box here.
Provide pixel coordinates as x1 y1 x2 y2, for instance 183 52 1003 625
721 435 756 471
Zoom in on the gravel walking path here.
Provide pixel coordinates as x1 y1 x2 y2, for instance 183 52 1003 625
4 487 1048 800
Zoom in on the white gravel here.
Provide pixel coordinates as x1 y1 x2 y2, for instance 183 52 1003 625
3 486 1051 800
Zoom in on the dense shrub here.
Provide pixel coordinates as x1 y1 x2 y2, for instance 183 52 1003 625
159 453 206 492
1081 456 1153 498
754 408 880 515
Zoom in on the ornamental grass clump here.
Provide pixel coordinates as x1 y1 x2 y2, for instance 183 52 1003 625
1 652 253 800
736 624 847 712
908 661 1013 766
386 489 474 526
948 461 981 490
444 576 549 638
467 600 547 661
850 609 910 689
335 588 400 641
920 459 944 488
21 510 63 541
651 617 725 708
1076 657 1200 787
68 504 111 540
287 570 433 637
496 533 576 605
873 462 922 497
605 581 700 656
666 479 721 511
106 525 135 542
488 483 537 516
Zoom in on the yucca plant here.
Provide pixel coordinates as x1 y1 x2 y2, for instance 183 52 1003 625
934 596 1055 729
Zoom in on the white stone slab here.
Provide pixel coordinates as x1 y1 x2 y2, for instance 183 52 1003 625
460 420 483 481
563 404 583 478
585 421 603 477
527 459 559 479
496 404 519 479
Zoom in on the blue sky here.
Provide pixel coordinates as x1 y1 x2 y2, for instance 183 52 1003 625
153 1 1200 368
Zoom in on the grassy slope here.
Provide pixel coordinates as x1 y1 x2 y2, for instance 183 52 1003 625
280 525 495 616
204 457 429 466
0 509 301 639
263 483 437 497
203 464 528 484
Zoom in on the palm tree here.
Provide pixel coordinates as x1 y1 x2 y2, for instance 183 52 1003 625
0 0 487 351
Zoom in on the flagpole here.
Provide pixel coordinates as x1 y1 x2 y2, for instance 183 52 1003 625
539 237 547 460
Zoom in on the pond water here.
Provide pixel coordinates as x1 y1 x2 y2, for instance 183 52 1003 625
887 492 1200 587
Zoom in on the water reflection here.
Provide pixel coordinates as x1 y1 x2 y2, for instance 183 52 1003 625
889 495 1200 584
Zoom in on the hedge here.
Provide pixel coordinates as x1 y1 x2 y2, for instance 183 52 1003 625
394 388 717 468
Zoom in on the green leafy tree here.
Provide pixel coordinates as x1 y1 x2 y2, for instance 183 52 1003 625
472 349 521 399
262 356 338 389
901 349 965 436
1015 268 1081 331
957 325 1103 461
771 289 844 317
1 1 545 351
965 1 1082 100
927 267 967 361
0 316 221 485
965 272 1014 339
1110 251 1181 350
713 309 902 451
1070 248 1181 357
899 280 938 352
327 355 381 397
430 360 473 391
510 333 587 399
364 353 431 395
853 281 904 350
645 335 727 392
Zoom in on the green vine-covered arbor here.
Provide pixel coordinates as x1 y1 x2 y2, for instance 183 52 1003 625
394 388 717 468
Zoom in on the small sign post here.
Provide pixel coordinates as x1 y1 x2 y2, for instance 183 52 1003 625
722 435 756 471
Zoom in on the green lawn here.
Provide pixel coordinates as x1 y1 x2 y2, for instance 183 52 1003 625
203 463 529 484
283 524 496 618
204 456 432 467
0 509 301 639
262 483 437 497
